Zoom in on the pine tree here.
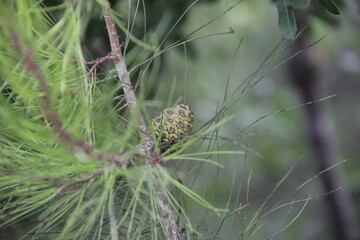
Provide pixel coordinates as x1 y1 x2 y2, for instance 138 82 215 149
0 1 347 239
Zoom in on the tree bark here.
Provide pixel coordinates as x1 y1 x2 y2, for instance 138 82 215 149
287 16 358 240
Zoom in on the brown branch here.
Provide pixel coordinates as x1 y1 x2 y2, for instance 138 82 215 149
53 171 104 198
85 52 117 76
11 32 94 155
101 2 180 239
102 0 153 153
155 181 180 240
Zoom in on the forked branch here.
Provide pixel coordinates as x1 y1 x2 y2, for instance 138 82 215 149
102 0 153 152
101 1 180 239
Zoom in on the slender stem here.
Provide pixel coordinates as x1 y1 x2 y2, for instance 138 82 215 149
155 180 180 240
102 2 180 239
11 32 94 155
102 0 153 152
85 52 117 76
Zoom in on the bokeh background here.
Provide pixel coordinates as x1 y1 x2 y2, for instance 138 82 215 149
126 1 359 239
4 0 360 239
99 0 360 239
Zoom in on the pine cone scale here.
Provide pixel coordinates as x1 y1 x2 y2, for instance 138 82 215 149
152 104 194 144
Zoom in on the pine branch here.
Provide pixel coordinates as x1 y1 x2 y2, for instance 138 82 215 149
85 52 117 76
101 2 180 239
155 180 180 240
11 33 134 169
11 32 94 155
102 0 153 153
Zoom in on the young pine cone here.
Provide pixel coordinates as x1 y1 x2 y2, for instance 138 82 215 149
152 104 194 144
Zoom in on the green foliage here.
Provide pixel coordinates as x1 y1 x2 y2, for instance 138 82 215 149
0 1 244 239
273 0 342 38
0 0 346 239
277 0 297 39
318 0 340 15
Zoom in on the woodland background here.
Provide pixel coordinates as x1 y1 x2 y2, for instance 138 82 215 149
1 0 360 239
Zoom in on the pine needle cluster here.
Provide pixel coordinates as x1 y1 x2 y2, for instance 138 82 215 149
0 1 342 240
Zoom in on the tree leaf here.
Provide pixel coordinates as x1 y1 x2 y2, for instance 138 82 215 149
317 0 340 15
277 0 297 39
285 0 311 9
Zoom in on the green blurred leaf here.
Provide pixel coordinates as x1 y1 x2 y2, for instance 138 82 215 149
285 0 311 9
318 0 340 15
277 0 297 39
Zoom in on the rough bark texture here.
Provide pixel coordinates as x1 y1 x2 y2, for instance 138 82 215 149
288 17 358 240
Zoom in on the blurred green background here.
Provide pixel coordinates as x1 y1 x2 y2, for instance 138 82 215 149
132 0 360 239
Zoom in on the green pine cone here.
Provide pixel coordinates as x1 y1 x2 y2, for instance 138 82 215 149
152 104 194 143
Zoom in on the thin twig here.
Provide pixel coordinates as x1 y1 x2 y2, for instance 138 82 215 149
154 180 180 240
11 32 94 155
85 52 117 76
102 0 153 152
101 2 180 239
